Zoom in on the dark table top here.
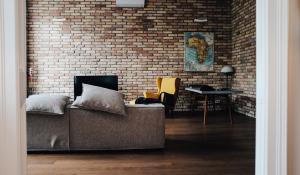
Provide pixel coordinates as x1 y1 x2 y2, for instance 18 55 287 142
185 87 243 95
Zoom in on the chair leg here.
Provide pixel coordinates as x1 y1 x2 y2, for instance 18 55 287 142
165 107 175 118
170 109 174 117
165 107 170 117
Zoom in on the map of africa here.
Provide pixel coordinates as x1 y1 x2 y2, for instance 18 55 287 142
184 32 214 72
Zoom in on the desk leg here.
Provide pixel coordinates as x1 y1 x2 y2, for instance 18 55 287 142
213 95 216 112
190 92 194 112
227 95 233 124
204 95 208 125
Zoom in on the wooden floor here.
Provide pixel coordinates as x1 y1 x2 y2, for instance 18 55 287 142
27 112 255 175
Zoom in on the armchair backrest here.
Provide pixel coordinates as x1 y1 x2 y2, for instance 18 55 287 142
156 77 181 106
158 77 180 95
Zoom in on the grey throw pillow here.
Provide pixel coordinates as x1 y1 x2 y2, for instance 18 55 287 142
79 84 126 116
26 94 69 115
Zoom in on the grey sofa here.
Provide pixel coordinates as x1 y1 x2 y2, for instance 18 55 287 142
27 108 70 151
27 104 165 151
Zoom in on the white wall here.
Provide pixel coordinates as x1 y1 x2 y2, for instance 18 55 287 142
0 0 27 174
288 0 300 174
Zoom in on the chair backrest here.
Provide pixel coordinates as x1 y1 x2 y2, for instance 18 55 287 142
157 77 181 109
159 78 179 95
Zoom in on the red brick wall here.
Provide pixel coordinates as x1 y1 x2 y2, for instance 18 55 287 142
231 0 256 117
27 0 233 111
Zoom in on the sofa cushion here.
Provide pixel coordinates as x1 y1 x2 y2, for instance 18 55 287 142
78 84 126 116
69 103 165 150
26 94 69 115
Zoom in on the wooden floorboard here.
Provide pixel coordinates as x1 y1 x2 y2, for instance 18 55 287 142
27 112 255 175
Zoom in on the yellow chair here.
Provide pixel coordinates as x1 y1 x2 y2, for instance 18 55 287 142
144 77 181 114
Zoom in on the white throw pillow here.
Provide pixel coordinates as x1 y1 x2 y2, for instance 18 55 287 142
77 84 127 116
26 94 69 115
72 96 82 107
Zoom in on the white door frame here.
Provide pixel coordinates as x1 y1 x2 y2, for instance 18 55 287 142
0 0 27 174
287 0 300 174
255 0 288 174
0 0 290 174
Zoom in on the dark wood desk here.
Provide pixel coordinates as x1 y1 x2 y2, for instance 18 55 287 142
185 87 243 125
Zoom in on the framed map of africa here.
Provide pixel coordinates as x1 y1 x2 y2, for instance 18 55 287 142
184 32 214 72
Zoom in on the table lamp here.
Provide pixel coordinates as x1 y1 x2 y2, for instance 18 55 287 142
221 65 234 89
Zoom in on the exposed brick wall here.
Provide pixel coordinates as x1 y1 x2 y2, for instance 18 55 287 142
231 0 256 117
27 0 233 111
